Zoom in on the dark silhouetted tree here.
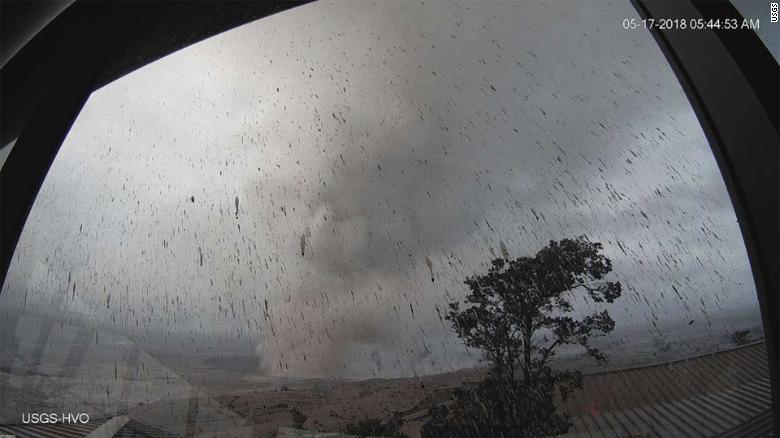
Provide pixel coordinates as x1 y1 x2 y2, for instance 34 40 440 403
731 329 752 345
343 412 409 438
423 237 621 437
421 375 570 438
290 406 308 429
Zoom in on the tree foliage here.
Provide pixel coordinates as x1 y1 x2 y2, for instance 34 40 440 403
343 412 409 438
731 329 752 346
290 406 308 429
421 376 570 438
423 237 621 437
449 236 621 382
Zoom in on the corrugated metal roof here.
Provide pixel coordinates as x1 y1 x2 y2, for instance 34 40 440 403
0 417 103 438
0 418 179 438
274 426 378 437
112 419 179 437
557 342 774 437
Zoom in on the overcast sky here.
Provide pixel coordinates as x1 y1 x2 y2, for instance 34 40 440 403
0 0 762 378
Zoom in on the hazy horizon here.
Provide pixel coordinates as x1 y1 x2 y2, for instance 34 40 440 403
0 0 763 381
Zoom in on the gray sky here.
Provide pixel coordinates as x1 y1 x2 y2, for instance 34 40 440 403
0 0 762 378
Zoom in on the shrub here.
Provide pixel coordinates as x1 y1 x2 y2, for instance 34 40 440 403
343 412 408 438
731 329 752 345
290 406 308 429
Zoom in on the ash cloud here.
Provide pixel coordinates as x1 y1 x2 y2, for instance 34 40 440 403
1 0 762 380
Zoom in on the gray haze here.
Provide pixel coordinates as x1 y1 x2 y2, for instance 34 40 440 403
0 0 762 380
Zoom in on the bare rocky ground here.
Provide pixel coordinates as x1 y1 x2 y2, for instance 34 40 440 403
123 366 485 437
